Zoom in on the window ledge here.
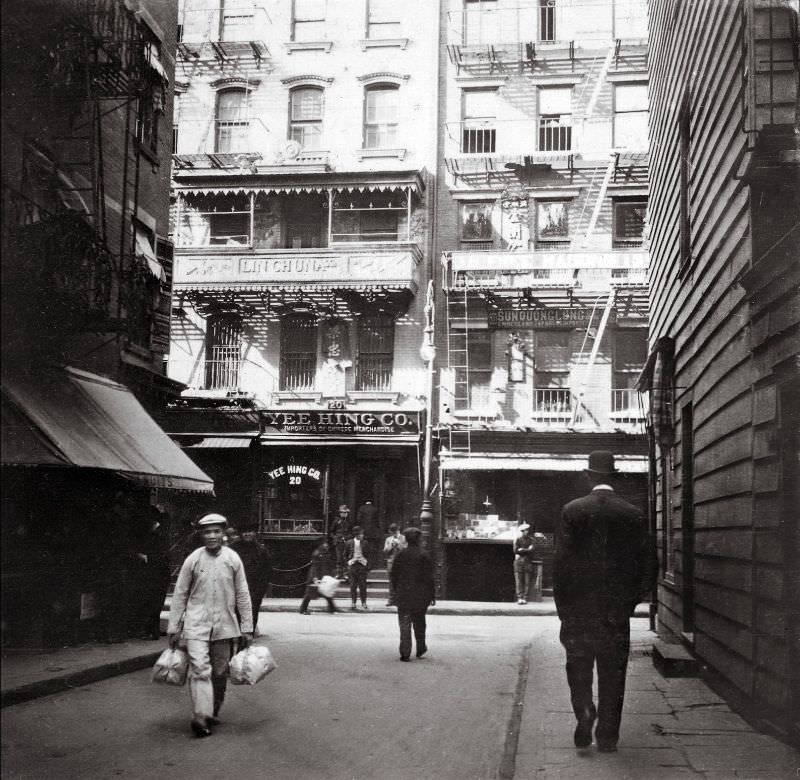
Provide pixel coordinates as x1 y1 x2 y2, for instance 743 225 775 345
356 148 406 160
272 391 323 404
360 38 408 51
347 390 399 404
285 41 332 54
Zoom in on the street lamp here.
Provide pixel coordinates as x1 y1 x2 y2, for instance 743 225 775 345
419 280 436 547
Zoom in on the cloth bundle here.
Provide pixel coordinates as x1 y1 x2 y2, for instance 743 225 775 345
229 645 277 686
316 575 339 599
151 647 189 686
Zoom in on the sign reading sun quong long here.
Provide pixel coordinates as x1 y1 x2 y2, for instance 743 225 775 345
487 307 617 329
261 410 421 437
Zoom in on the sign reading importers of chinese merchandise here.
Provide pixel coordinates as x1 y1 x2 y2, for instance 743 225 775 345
261 410 421 436
487 307 617 329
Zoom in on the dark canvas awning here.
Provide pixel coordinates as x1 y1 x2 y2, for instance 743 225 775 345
1 366 214 493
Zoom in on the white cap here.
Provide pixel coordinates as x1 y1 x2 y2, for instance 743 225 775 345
197 513 227 528
518 523 531 532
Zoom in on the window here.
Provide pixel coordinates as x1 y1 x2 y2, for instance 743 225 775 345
367 0 400 38
538 87 571 151
331 191 401 243
612 329 647 417
215 89 250 152
209 212 250 245
289 87 324 150
137 36 166 156
679 90 691 271
293 0 326 41
281 316 317 391
357 316 394 391
364 85 399 149
460 203 494 248
536 201 569 244
284 194 325 248
539 0 556 41
614 83 648 149
613 198 647 247
205 314 242 390
533 330 571 416
221 3 254 40
462 89 497 153
464 0 499 46
455 331 493 412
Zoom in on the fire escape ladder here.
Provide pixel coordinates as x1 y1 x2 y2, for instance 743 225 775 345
583 45 615 121
570 289 617 427
446 282 472 457
581 154 617 247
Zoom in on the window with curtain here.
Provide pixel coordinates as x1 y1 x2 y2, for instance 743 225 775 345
280 316 317 391
367 0 401 38
364 85 399 148
614 83 648 149
536 200 569 243
215 89 249 152
538 87 572 151
613 198 647 247
462 89 497 153
357 316 394 390
205 314 242 390
289 87 324 150
293 0 326 41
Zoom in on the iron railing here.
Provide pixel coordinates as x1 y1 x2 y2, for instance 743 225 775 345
610 388 647 420
356 355 392 391
280 355 316 391
532 388 572 417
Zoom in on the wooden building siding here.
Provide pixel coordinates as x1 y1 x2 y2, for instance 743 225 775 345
648 0 799 736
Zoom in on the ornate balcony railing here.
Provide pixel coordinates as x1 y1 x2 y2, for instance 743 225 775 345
532 388 572 418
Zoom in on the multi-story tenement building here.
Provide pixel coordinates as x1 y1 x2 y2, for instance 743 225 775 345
433 0 651 600
164 1 440 572
644 0 798 742
1 0 212 647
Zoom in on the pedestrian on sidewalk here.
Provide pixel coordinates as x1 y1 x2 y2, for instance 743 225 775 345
513 523 535 605
553 450 656 753
356 499 381 569
345 525 370 610
383 523 406 606
329 504 352 579
227 527 273 637
390 526 435 662
299 538 338 614
166 513 253 738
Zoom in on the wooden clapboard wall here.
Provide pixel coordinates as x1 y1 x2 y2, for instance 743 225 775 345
648 0 800 734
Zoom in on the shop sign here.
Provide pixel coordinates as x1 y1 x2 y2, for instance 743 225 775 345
487 307 616 329
261 410 420 436
266 463 322 483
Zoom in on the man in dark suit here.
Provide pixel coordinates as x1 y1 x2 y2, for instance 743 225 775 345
390 526 436 662
554 450 656 753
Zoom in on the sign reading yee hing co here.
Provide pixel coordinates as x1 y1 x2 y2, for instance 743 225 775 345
261 410 421 437
487 307 617 329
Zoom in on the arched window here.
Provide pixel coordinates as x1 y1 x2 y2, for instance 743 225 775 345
289 87 324 150
215 89 250 152
364 84 399 149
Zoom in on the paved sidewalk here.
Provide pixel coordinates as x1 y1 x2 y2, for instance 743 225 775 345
516 624 799 779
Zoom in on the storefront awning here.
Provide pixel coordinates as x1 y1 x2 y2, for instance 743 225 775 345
1 366 215 492
439 453 648 473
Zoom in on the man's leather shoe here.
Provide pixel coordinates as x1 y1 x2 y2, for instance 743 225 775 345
191 720 212 738
573 707 596 748
400 655 410 662
206 715 220 727
416 646 428 658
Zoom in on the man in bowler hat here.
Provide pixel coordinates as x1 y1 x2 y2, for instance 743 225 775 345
553 451 655 752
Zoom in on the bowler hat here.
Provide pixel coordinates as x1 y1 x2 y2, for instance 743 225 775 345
197 512 227 527
586 450 617 475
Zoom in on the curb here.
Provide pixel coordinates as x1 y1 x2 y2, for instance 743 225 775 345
1 651 162 709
